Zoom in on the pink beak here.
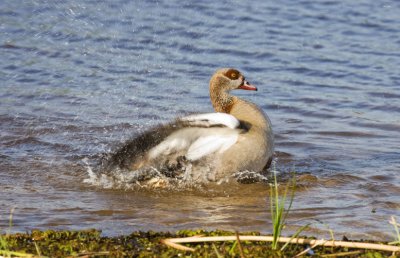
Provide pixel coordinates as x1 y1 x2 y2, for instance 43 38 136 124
239 80 257 91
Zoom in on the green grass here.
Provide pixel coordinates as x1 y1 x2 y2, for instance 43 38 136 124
269 170 297 250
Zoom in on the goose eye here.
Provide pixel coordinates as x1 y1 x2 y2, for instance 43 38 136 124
225 69 240 80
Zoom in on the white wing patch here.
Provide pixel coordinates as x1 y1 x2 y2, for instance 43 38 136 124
148 136 190 160
147 126 239 162
186 133 238 161
180 112 240 129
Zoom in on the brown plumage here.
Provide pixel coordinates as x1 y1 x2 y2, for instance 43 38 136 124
103 68 274 183
208 68 274 179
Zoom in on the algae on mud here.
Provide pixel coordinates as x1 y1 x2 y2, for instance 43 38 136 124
1 229 398 257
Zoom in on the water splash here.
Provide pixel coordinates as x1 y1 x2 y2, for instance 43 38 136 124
233 171 269 184
83 156 270 190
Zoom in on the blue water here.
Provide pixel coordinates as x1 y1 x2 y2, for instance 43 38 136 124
1 0 399 239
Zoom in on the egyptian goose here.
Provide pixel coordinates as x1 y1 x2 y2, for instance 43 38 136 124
104 68 274 184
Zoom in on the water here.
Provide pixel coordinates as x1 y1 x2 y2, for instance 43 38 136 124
1 0 399 239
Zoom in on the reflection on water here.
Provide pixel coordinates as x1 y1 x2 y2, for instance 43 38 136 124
1 0 399 239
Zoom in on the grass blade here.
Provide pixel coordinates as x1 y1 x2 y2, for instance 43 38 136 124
269 170 297 250
280 223 311 251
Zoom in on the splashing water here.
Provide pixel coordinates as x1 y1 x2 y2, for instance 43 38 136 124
83 154 272 190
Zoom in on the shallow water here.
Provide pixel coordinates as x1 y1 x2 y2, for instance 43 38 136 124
1 1 399 239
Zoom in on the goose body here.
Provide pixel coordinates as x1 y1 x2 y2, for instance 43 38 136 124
105 68 274 184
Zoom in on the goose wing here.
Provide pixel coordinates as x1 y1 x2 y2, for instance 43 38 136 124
180 112 240 129
148 113 241 161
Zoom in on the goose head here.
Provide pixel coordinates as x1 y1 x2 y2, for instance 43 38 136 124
209 68 257 113
210 68 257 92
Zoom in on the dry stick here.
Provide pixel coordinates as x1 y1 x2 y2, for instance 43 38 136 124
161 239 194 251
160 235 205 252
161 235 400 253
0 251 39 258
235 231 245 258
294 240 325 257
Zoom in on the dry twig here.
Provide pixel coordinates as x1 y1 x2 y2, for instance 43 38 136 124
235 231 245 258
162 235 400 253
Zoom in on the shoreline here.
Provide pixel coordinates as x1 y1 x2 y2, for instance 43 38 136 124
1 229 399 257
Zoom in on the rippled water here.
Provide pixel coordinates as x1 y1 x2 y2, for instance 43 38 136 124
1 1 399 239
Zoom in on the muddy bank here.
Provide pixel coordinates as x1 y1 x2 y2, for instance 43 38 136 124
1 229 398 257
